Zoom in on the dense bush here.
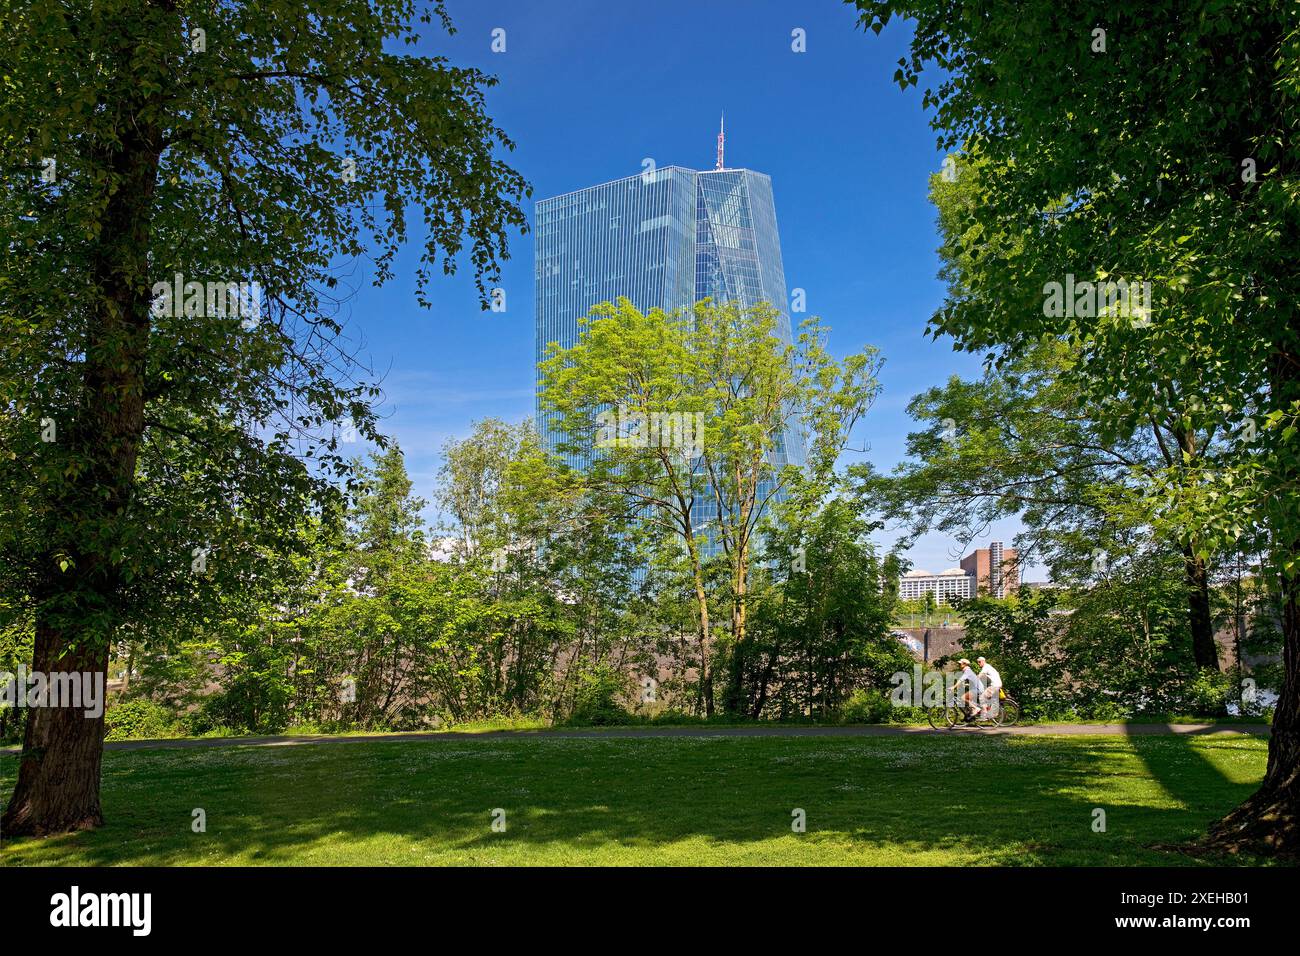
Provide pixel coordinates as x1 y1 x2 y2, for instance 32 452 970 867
738 500 914 720
104 698 185 741
1169 669 1235 718
0 707 24 745
566 664 635 726
836 688 923 724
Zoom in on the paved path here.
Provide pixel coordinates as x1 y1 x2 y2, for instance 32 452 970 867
0 722 1268 755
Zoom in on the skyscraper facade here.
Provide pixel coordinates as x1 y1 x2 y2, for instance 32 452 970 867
534 163 806 475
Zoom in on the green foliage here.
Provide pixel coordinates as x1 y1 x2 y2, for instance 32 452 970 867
0 602 33 742
861 162 1230 674
104 698 184 742
566 663 635 726
741 498 911 719
836 688 923 724
852 7 1300 801
538 298 883 714
1058 558 1213 715
956 575 1239 719
956 588 1065 715
110 428 664 735
203 641 297 734
0 0 532 830
1181 670 1236 718
0 0 530 654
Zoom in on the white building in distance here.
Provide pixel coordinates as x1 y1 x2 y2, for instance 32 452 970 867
897 567 976 603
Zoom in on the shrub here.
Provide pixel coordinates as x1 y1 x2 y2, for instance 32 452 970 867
1175 668 1234 717
184 688 290 736
284 721 326 736
837 688 923 724
193 724 239 739
645 709 710 725
0 707 25 745
1073 697 1130 723
567 664 635 726
104 697 185 741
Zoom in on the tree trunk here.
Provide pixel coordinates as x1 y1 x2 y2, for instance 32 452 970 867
1203 270 1300 856
750 587 789 719
1205 566 1300 857
685 537 713 717
1182 549 1220 671
1 622 110 835
723 543 751 715
2 94 160 834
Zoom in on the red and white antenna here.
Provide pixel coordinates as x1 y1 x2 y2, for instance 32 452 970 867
715 113 725 170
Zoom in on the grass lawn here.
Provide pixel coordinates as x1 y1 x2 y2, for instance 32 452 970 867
0 733 1281 866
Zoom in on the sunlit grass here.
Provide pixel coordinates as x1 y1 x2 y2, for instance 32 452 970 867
0 733 1278 866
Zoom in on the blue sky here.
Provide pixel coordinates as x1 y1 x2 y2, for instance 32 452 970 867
347 0 1032 577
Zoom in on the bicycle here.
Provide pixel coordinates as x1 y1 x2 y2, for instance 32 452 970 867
926 702 958 729
998 690 1021 726
926 690 1019 729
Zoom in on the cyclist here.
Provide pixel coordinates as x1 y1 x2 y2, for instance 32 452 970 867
952 658 985 721
976 656 1002 718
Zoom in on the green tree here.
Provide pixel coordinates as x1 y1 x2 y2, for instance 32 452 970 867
0 600 34 742
861 156 1236 671
955 588 1064 717
1058 554 1221 717
434 417 654 721
538 298 881 714
862 332 1228 671
538 299 717 711
0 0 527 834
435 417 531 561
746 498 908 719
320 446 430 728
921 590 936 626
857 0 1300 854
353 446 427 581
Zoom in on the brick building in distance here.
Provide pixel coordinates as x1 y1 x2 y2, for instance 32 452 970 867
959 541 1019 598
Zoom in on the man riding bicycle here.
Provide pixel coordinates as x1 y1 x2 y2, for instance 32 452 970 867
952 658 985 720
976 656 1002 718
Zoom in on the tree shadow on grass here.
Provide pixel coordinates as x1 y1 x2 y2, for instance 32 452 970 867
1122 725 1268 860
0 733 1279 867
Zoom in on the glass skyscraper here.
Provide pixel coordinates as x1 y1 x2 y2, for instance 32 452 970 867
534 162 806 523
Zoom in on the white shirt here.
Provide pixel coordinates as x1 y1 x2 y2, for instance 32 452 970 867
977 663 1002 689
957 666 985 694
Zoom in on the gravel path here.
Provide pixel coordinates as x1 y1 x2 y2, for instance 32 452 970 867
0 721 1267 754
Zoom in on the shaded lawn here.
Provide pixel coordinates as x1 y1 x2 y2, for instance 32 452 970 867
0 734 1282 866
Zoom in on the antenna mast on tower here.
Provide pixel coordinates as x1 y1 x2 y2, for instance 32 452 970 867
715 113 725 170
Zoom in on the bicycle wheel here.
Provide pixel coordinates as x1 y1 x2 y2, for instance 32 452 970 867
1000 698 1020 726
926 706 948 730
